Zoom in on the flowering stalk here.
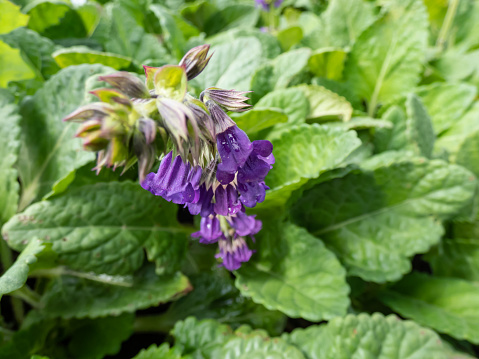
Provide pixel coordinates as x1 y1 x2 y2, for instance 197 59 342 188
64 44 274 270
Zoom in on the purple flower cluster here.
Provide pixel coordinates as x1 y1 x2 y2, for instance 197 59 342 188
255 0 283 11
142 101 274 270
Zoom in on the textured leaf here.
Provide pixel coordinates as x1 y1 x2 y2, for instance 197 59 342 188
0 40 35 87
345 0 428 114
301 0 377 49
231 108 288 134
259 124 361 209
0 100 21 224
455 131 479 178
380 272 479 344
327 117 392 130
52 47 132 69
236 223 349 321
425 237 479 282
296 84 353 121
172 317 233 359
286 313 447 359
203 4 259 36
68 314 134 359
2 182 189 276
220 335 305 359
194 37 263 90
150 5 186 60
415 83 476 134
256 88 309 126
405 94 435 158
0 0 29 34
0 238 44 297
290 159 477 282
308 48 346 80
133 343 183 359
40 265 190 318
250 48 311 102
16 64 111 209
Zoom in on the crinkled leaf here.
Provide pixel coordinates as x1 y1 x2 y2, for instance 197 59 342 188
231 108 288 134
308 48 346 80
0 238 44 297
405 93 435 158
194 37 263 90
40 265 190 318
2 182 189 276
52 47 132 69
344 0 428 114
259 124 361 209
16 64 111 209
455 131 479 178
256 88 309 127
236 223 349 321
290 159 476 282
0 0 29 34
133 343 183 359
0 40 35 87
220 335 305 359
296 84 353 122
380 272 479 344
286 313 447 359
301 0 377 49
326 117 392 130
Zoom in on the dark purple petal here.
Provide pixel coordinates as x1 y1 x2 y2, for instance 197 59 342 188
214 184 242 216
237 181 268 208
216 125 252 177
192 216 222 244
228 211 261 237
216 169 235 185
187 185 214 217
237 140 274 184
216 237 254 271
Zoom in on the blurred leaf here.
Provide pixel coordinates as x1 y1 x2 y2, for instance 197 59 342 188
296 84 353 121
180 0 218 32
290 159 477 282
150 5 186 60
301 0 377 49
52 47 132 69
3 182 189 276
405 94 435 158
345 0 428 114
380 272 479 344
220 335 305 359
0 0 29 34
194 36 263 90
231 108 288 134
308 48 346 80
286 313 447 359
277 26 303 51
0 40 35 87
236 223 349 321
258 124 360 209
40 265 190 318
203 4 259 36
326 116 392 130
132 343 183 359
0 238 44 297
16 64 110 208
455 130 479 179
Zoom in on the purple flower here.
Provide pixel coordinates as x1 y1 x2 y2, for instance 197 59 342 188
237 181 269 207
228 211 262 237
141 151 202 204
237 140 274 184
216 237 254 271
192 215 222 244
214 184 242 216
216 125 252 184
187 184 214 217
255 0 268 10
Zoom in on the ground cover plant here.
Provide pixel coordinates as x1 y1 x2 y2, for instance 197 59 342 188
1 0 479 357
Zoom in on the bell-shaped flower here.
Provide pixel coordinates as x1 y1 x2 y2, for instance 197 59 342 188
216 236 254 271
214 184 242 216
192 215 222 244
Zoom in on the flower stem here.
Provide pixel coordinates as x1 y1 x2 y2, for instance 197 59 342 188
436 0 460 51
11 286 41 309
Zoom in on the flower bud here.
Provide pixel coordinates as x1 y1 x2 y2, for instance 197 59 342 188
179 44 212 81
98 72 150 99
201 87 251 112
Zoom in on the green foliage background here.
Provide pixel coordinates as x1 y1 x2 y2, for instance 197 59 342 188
1 0 479 357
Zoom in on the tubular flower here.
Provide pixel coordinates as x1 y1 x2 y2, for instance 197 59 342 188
64 44 274 270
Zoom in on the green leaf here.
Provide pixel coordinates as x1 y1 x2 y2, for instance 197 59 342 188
301 0 377 49
172 317 233 359
277 26 303 51
308 48 346 80
40 265 191 318
220 335 305 359
415 82 476 134
231 108 288 134
326 116 393 130
0 40 35 87
455 131 479 179
296 84 353 121
16 64 111 209
290 159 477 282
286 313 447 359
2 182 189 276
250 48 311 102
52 47 132 70
67 314 134 359
405 93 435 158
194 36 263 90
0 0 29 34
344 0 428 115
150 5 186 60
380 272 479 344
180 0 218 33
259 124 361 209
236 223 349 321
425 237 479 282
133 343 183 359
0 238 44 297
0 100 21 224
203 4 259 36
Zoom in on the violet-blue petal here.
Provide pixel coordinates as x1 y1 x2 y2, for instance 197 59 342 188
238 181 268 208
229 211 261 237
214 184 242 216
216 125 252 177
192 216 222 244
187 185 214 217
217 237 254 271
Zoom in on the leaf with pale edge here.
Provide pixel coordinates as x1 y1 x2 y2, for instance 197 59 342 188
295 84 352 121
